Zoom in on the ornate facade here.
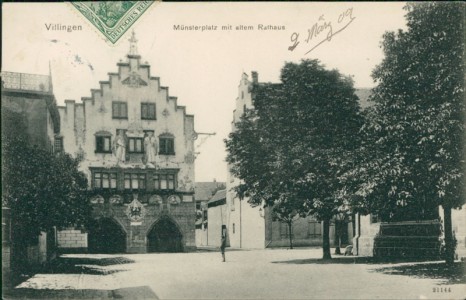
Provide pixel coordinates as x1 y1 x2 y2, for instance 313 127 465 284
57 32 196 253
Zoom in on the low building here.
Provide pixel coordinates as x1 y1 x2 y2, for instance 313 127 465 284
194 181 225 247
207 190 227 247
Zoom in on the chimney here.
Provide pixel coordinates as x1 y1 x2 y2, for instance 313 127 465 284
251 71 258 84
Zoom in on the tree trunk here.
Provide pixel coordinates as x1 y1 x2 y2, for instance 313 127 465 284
288 221 293 249
322 218 332 259
335 221 341 255
443 205 455 265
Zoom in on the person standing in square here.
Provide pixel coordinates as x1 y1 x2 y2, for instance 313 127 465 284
220 234 226 262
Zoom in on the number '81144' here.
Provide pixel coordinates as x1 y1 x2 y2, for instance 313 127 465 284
433 287 451 293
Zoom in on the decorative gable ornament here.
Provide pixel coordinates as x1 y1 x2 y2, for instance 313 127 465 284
122 72 147 88
126 121 144 137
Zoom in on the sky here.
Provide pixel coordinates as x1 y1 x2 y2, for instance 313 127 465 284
2 2 408 182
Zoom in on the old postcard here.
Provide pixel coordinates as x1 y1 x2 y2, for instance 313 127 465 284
2 2 465 299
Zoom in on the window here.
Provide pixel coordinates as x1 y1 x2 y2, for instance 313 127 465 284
141 103 156 120
93 172 117 189
95 136 112 153
128 137 144 153
280 223 290 238
230 193 235 211
308 221 322 237
154 174 176 190
54 137 63 153
159 136 175 155
233 223 235 234
124 173 146 190
112 101 128 119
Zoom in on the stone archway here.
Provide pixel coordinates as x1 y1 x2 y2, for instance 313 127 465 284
147 217 183 253
88 217 126 253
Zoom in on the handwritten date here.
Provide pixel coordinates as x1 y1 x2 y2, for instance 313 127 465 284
289 7 355 55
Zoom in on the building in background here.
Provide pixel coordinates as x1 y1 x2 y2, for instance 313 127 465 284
206 190 227 247
226 72 357 250
1 70 61 285
194 181 225 247
57 32 197 253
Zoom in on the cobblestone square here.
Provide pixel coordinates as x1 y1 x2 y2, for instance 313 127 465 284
7 248 465 299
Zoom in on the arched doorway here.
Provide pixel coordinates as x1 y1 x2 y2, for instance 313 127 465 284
147 217 183 253
88 218 126 253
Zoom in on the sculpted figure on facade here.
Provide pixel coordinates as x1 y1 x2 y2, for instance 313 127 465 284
144 131 157 164
113 129 126 164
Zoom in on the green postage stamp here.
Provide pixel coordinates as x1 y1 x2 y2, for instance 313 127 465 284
71 1 154 44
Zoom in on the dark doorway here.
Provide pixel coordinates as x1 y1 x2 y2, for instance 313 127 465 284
147 217 183 253
88 218 126 253
334 221 349 247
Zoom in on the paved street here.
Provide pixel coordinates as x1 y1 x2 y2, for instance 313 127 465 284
6 248 465 299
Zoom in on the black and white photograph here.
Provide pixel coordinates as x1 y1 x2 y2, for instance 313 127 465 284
1 1 465 299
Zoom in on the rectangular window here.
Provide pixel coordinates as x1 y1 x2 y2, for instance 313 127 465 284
112 101 128 119
280 223 289 238
128 137 144 153
154 174 176 190
124 173 146 190
159 137 175 155
308 221 322 237
167 174 175 189
141 103 156 120
93 172 117 189
95 136 111 153
230 193 235 211
54 137 63 153
94 172 102 189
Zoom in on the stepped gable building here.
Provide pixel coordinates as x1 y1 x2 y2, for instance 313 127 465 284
57 32 197 253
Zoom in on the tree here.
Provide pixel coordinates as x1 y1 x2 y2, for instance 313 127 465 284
1 109 92 245
345 3 464 264
271 197 301 249
226 60 363 259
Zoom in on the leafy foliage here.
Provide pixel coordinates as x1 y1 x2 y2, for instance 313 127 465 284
342 3 464 264
225 60 363 258
344 2 464 217
2 108 92 242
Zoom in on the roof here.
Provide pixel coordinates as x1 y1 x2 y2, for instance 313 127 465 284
195 182 226 201
208 189 227 204
355 88 372 109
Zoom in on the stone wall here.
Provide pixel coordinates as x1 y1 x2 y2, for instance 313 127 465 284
2 93 55 151
57 229 88 252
